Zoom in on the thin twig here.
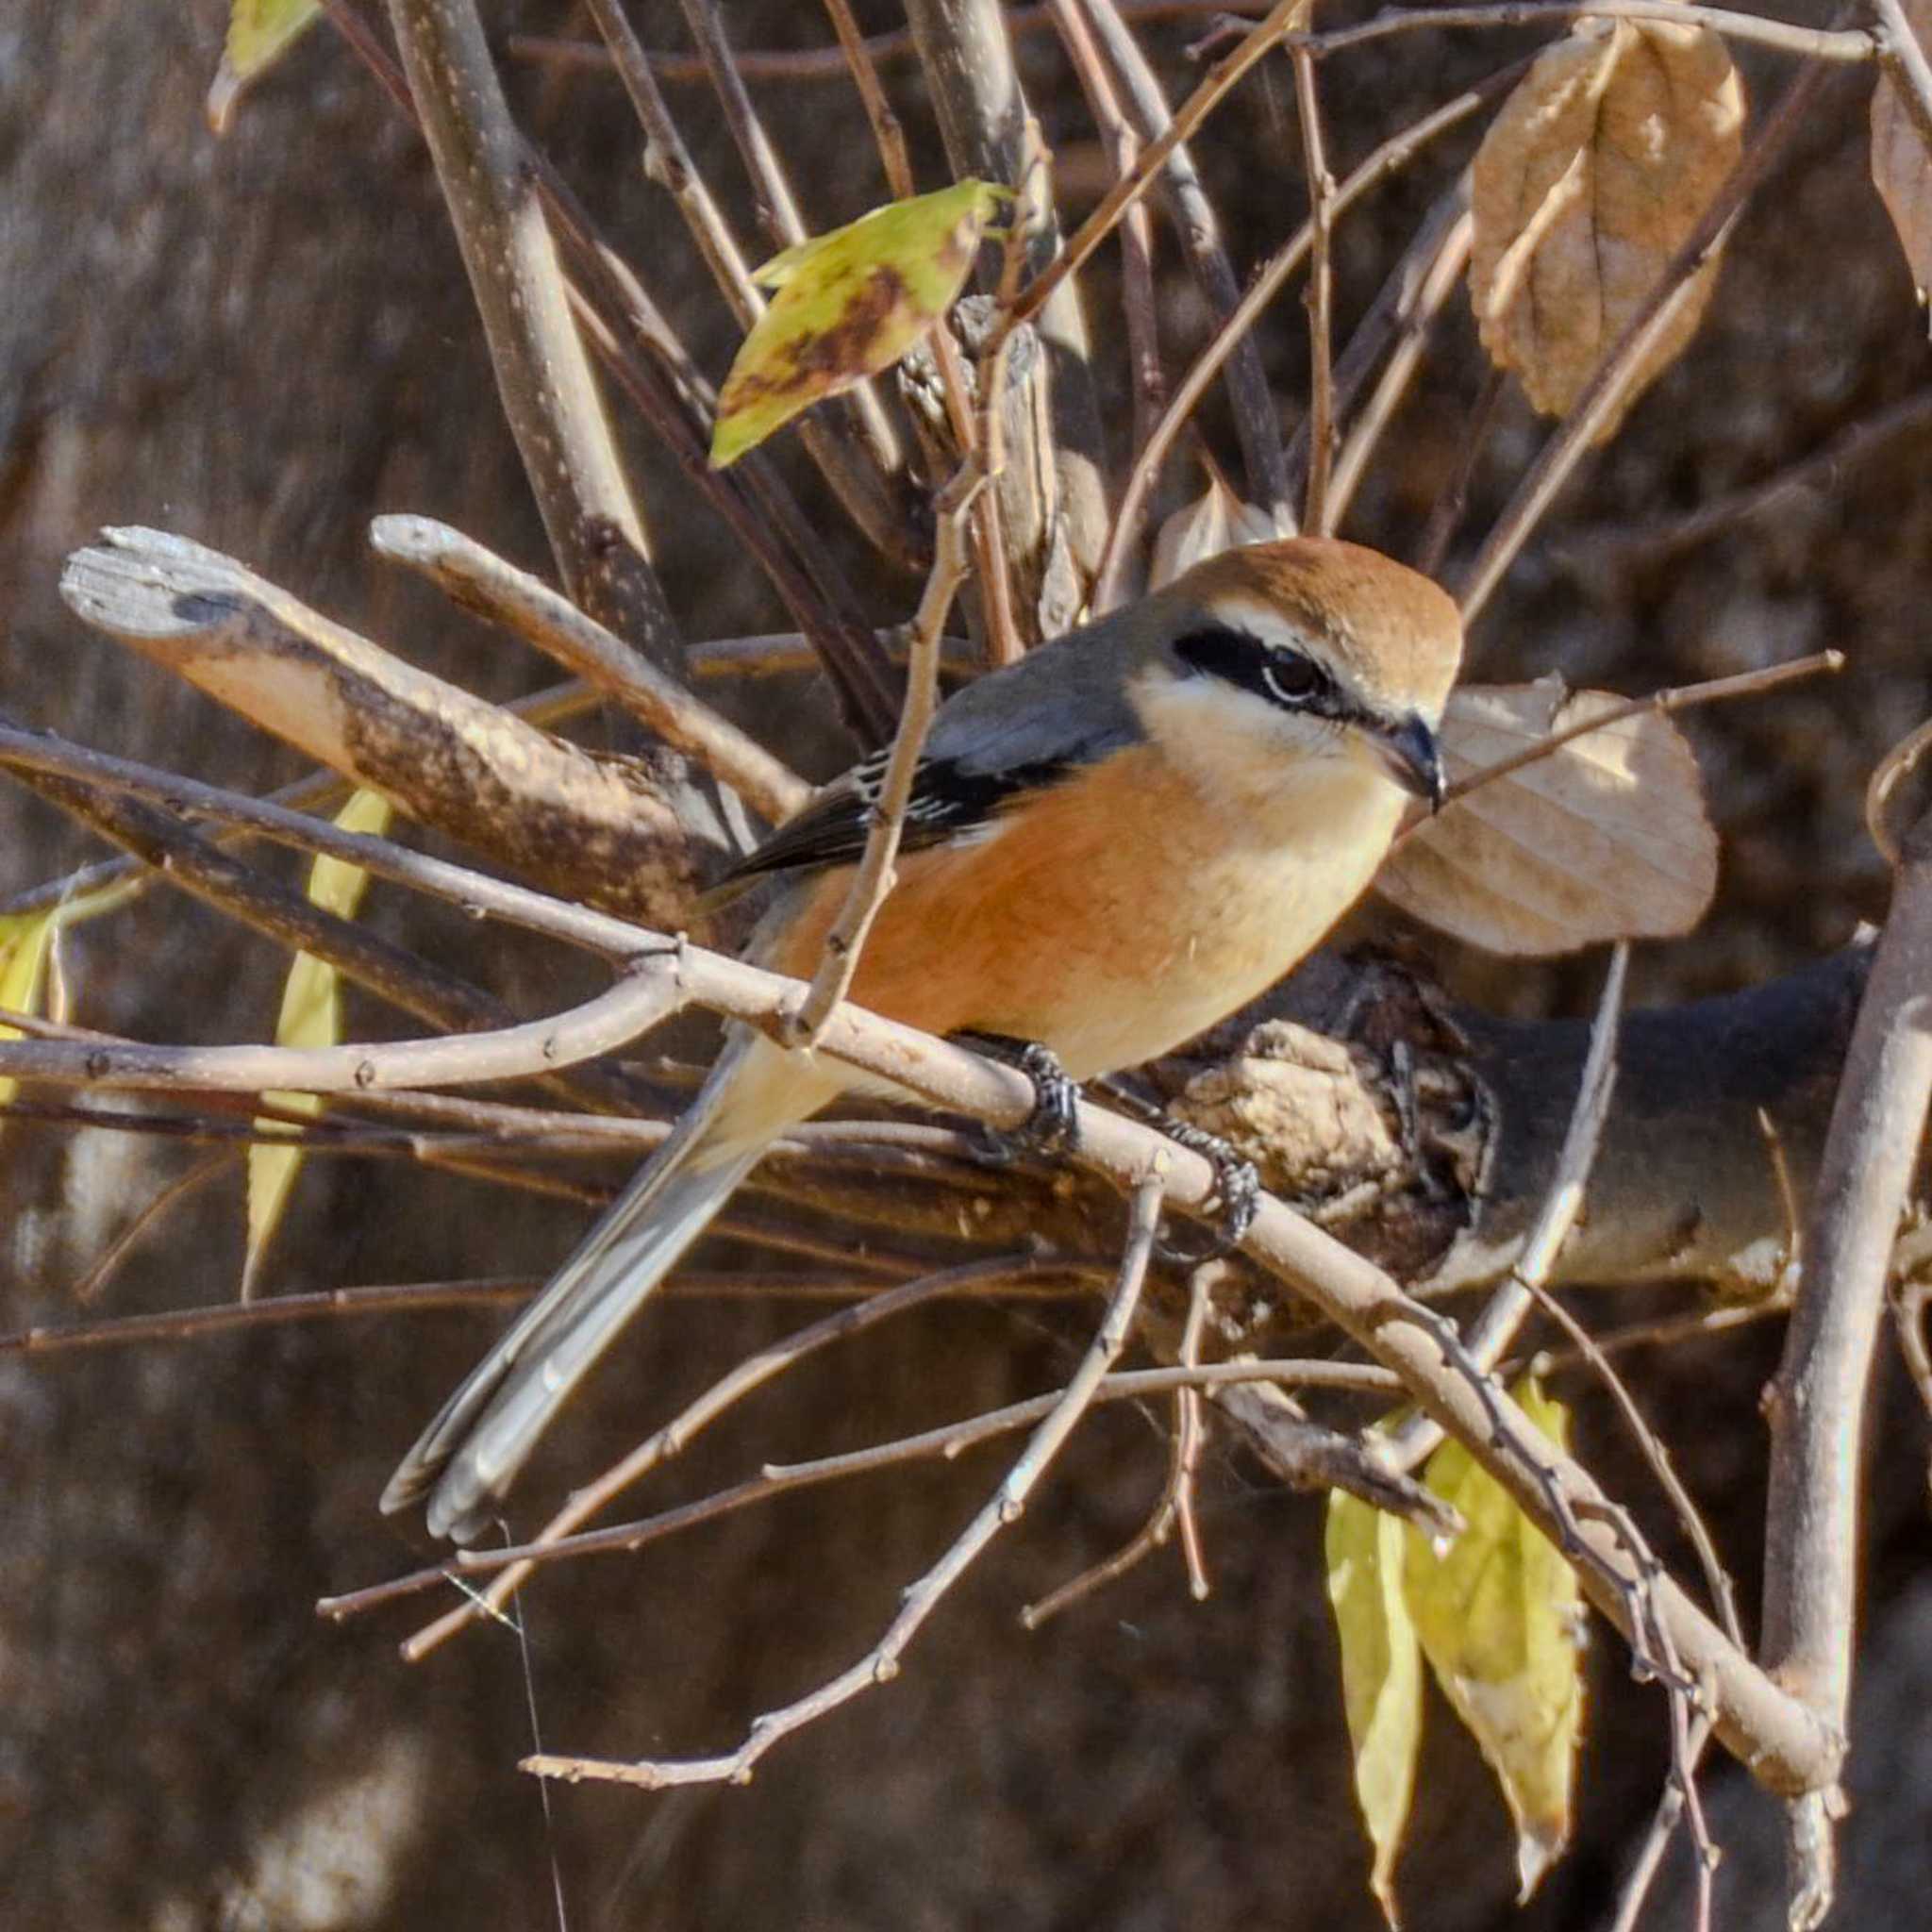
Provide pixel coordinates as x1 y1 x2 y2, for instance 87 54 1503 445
68 1150 241 1307
1324 206 1475 533
1562 388 1932 568
369 515 808 823
584 0 912 559
511 5 1286 86
1291 48 1336 535
1299 2 1875 64
1457 58 1839 628
1050 0 1166 461
1079 0 1292 515
320 1357 1402 1623
1415 365 1505 579
1387 943 1629 1472
1432 652 1847 813
520 1160 1168 1789
0 722 649 963
673 0 906 482
1092 67 1516 606
1020 1260 1218 1626
786 469 983 1044
405 1252 1044 1658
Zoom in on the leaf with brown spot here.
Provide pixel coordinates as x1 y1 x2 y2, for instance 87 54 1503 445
1872 0 1932 303
710 179 1011 468
1469 15 1745 439
1376 679 1717 955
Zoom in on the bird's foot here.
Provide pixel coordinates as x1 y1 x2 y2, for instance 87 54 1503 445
956 1033 1082 1161
1156 1119 1260 1262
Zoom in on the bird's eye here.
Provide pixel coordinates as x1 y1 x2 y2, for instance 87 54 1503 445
1261 653 1326 706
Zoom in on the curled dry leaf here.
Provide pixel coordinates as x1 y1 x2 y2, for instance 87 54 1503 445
1470 15 1745 438
1147 477 1288 591
1872 0 1932 303
1376 678 1718 956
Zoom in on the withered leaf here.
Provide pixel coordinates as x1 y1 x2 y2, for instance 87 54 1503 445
1147 476 1287 591
1469 16 1745 438
1872 0 1932 302
1376 679 1718 956
711 179 1010 468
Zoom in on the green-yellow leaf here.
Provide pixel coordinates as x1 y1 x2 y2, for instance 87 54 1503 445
710 179 1011 468
0 914 58 1112
1326 1489 1424 1926
208 0 323 137
0 877 142 1113
1403 1379 1585 1901
245 789 392 1296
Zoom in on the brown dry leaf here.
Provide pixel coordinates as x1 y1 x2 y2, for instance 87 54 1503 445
1147 477 1287 590
1376 679 1717 955
1470 15 1745 438
1872 1 1932 303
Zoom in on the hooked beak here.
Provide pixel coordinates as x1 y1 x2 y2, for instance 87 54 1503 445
1369 712 1445 812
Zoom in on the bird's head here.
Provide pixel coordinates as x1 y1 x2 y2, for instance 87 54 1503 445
1132 537 1463 812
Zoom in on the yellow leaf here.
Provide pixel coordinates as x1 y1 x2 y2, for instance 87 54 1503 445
1376 679 1717 955
1872 0 1932 303
1326 1490 1424 1926
245 789 392 1296
1469 16 1745 439
1404 1379 1585 1901
710 179 1011 468
208 0 323 137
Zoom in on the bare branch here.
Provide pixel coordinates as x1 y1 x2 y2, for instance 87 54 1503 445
520 1162 1167 1789
369 514 809 824
1079 0 1293 515
58 526 703 924
1762 800 1932 1922
1291 49 1336 535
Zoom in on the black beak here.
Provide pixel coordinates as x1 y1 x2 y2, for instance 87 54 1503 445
1371 712 1445 811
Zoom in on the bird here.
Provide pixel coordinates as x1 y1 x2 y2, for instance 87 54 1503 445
382 536 1463 1541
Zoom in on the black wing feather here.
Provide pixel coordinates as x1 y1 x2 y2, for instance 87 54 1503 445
721 749 1079 888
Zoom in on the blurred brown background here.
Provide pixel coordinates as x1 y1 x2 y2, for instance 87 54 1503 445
3 4 1928 1927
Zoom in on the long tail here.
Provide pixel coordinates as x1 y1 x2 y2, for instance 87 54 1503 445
381 1028 836 1542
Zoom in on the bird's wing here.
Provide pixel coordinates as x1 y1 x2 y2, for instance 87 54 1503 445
721 622 1148 887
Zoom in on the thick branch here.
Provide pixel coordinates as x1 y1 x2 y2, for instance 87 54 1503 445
384 0 679 665
58 527 703 924
1761 809 1932 1918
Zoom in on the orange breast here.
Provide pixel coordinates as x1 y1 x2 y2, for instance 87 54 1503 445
762 741 1395 1080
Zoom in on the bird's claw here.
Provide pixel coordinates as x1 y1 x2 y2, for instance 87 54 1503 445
1157 1120 1260 1262
961 1036 1081 1162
